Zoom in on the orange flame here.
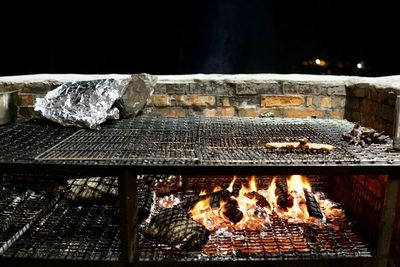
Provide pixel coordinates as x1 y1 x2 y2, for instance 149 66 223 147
189 175 341 232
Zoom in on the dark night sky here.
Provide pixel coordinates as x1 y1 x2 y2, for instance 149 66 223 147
0 1 398 77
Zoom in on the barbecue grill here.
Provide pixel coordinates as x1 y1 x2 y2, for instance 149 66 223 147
0 116 399 267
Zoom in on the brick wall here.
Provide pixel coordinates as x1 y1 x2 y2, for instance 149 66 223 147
345 84 399 136
144 81 346 119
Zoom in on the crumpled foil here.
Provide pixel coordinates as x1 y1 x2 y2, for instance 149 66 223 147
34 74 156 129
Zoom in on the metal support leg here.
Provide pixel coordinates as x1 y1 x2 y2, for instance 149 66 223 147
119 169 138 265
377 176 399 267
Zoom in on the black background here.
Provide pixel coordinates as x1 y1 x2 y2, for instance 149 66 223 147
1 1 398 77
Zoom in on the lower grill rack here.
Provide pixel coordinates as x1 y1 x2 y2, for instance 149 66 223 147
0 197 121 261
138 212 372 263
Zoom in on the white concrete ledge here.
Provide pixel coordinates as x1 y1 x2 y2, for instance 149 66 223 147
1 73 400 90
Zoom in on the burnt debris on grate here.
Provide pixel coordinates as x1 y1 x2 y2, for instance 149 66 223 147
342 123 389 147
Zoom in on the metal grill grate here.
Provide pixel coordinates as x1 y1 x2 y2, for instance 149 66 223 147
0 119 77 163
35 117 363 165
1 199 120 261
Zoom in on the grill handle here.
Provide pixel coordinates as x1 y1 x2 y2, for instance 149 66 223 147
394 95 400 150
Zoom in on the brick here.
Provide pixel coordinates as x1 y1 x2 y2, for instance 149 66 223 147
320 97 332 108
327 85 346 96
305 96 313 107
222 97 231 107
347 98 360 111
352 85 367 98
18 106 39 117
226 96 259 107
330 109 344 119
19 82 61 94
286 109 324 118
201 107 236 116
147 107 188 117
211 81 234 95
331 96 346 108
282 82 331 95
153 83 167 94
350 111 361 122
382 104 394 121
17 94 35 106
361 99 380 115
188 81 232 95
166 83 187 94
235 83 257 95
234 82 281 95
238 107 284 117
146 95 170 106
172 95 215 106
261 95 304 107
253 81 282 95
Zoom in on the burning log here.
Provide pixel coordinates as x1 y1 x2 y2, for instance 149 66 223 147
342 123 389 147
244 191 271 209
275 180 293 210
137 185 155 223
199 188 231 209
223 198 243 224
304 189 323 219
145 208 210 252
210 189 230 209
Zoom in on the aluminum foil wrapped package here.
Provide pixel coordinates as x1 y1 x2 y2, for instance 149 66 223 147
34 74 156 129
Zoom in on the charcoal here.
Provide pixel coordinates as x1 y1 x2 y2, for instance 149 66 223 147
145 208 210 252
275 180 293 210
144 174 182 196
137 185 155 223
342 123 389 147
223 198 243 224
302 224 318 243
304 189 324 218
244 191 271 209
200 189 231 209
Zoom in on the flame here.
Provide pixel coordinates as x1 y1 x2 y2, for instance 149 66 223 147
189 175 343 232
279 175 311 220
190 176 271 231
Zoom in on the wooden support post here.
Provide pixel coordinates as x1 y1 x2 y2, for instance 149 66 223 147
119 169 138 265
377 176 399 267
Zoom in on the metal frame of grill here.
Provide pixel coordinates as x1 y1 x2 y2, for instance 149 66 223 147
0 117 399 267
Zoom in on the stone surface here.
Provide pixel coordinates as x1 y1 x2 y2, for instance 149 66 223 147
115 73 157 118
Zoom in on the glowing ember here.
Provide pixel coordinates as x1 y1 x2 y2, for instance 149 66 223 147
189 175 343 232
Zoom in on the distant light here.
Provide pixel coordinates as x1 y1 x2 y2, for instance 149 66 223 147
314 58 327 67
357 62 364 69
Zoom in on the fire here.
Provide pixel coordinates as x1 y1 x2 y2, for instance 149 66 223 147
189 175 342 232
